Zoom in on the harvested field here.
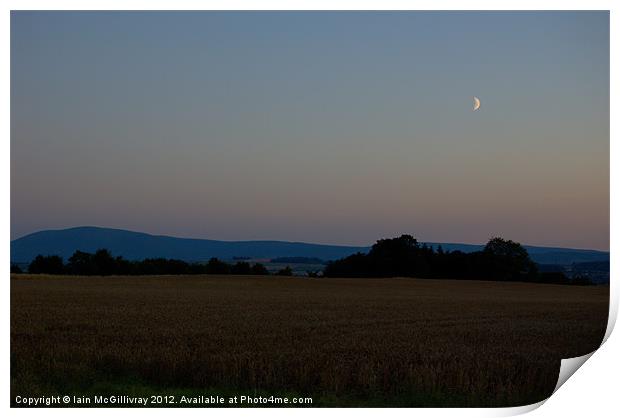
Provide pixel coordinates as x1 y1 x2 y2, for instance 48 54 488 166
10 275 609 407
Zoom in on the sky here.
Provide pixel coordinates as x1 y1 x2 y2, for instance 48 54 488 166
11 11 609 250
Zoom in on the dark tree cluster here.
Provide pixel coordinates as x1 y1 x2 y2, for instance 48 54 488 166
25 249 274 277
323 235 592 285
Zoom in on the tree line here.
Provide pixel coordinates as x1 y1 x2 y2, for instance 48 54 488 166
11 235 595 284
323 235 594 285
15 249 294 276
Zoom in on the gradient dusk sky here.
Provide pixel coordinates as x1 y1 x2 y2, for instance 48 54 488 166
11 11 609 250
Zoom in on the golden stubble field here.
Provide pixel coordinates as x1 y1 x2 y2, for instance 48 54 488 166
11 275 609 407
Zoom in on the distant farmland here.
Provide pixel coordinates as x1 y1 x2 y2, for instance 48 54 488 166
11 275 608 407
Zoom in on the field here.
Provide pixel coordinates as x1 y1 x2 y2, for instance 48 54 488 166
11 275 608 407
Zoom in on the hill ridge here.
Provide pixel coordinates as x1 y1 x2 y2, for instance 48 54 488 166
11 226 609 265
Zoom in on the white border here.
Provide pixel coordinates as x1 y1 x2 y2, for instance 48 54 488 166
2 2 616 417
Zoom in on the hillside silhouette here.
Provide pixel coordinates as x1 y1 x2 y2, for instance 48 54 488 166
11 226 609 266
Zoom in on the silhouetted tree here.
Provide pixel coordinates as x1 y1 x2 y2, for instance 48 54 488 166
139 258 190 275
231 261 252 275
115 256 135 275
205 258 230 275
28 255 64 274
92 249 117 275
11 264 23 274
482 237 537 281
324 253 371 278
67 250 95 275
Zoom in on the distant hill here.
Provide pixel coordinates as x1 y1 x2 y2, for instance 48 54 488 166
425 243 609 265
10 227 368 263
11 226 609 267
528 261 610 284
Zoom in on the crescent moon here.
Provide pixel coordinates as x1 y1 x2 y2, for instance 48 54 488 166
473 96 481 111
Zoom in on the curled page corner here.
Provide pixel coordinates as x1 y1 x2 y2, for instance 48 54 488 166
553 351 596 394
491 399 547 417
603 296 617 343
490 351 598 417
